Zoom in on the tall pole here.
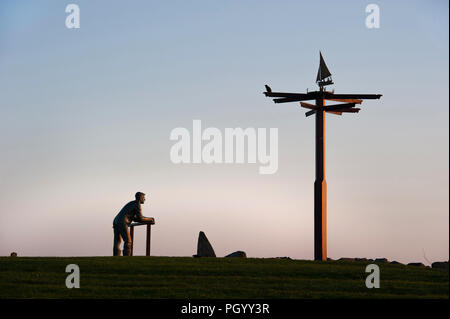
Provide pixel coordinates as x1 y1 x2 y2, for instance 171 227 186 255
314 88 327 261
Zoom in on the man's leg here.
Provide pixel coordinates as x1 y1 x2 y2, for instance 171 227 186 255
118 223 132 256
113 225 122 256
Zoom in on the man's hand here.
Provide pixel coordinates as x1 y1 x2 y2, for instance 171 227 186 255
139 216 154 223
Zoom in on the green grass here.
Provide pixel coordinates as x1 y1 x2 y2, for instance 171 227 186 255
0 257 447 298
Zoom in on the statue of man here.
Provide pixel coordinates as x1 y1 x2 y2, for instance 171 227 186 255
113 192 153 256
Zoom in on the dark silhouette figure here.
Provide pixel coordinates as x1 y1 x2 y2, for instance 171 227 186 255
113 192 153 256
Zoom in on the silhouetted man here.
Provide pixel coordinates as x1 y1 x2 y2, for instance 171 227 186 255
113 192 153 256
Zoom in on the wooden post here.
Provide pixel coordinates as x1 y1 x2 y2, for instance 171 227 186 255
314 91 327 261
145 224 152 256
146 224 151 256
130 225 134 256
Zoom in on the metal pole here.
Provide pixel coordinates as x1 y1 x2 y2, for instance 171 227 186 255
314 90 327 261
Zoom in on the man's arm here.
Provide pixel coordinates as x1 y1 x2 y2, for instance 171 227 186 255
133 202 153 223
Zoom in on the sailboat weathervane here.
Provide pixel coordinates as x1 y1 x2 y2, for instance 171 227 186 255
263 52 382 261
316 51 333 87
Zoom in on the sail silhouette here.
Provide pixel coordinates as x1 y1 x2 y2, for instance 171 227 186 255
316 52 332 82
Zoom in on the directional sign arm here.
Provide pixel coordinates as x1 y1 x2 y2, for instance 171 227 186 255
264 90 319 100
326 111 342 116
324 92 382 100
335 108 360 113
305 110 316 117
326 98 362 104
324 103 356 112
273 97 314 103
300 102 318 110
264 92 305 98
306 108 359 117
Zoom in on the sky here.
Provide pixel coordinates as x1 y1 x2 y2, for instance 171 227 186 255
0 0 448 264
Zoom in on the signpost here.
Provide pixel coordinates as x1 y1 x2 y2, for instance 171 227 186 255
264 52 382 261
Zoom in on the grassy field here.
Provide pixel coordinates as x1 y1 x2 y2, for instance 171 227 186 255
0 257 447 299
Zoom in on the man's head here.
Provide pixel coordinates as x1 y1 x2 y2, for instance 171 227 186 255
135 192 146 204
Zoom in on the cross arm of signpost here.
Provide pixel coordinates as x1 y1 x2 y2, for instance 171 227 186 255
326 98 363 104
263 90 319 103
324 92 382 100
325 103 358 111
300 102 361 117
263 86 382 117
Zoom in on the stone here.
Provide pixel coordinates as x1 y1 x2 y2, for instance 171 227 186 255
195 231 216 257
10 252 17 257
225 251 247 258
431 261 448 270
407 262 425 267
338 258 355 262
375 258 388 263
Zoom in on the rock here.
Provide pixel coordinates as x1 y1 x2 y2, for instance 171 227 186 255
355 258 368 262
225 251 247 258
375 258 388 263
10 252 17 257
431 261 448 270
195 231 216 257
390 261 403 265
407 262 425 267
338 258 355 262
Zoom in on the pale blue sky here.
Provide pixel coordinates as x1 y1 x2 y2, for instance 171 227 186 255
0 1 448 264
